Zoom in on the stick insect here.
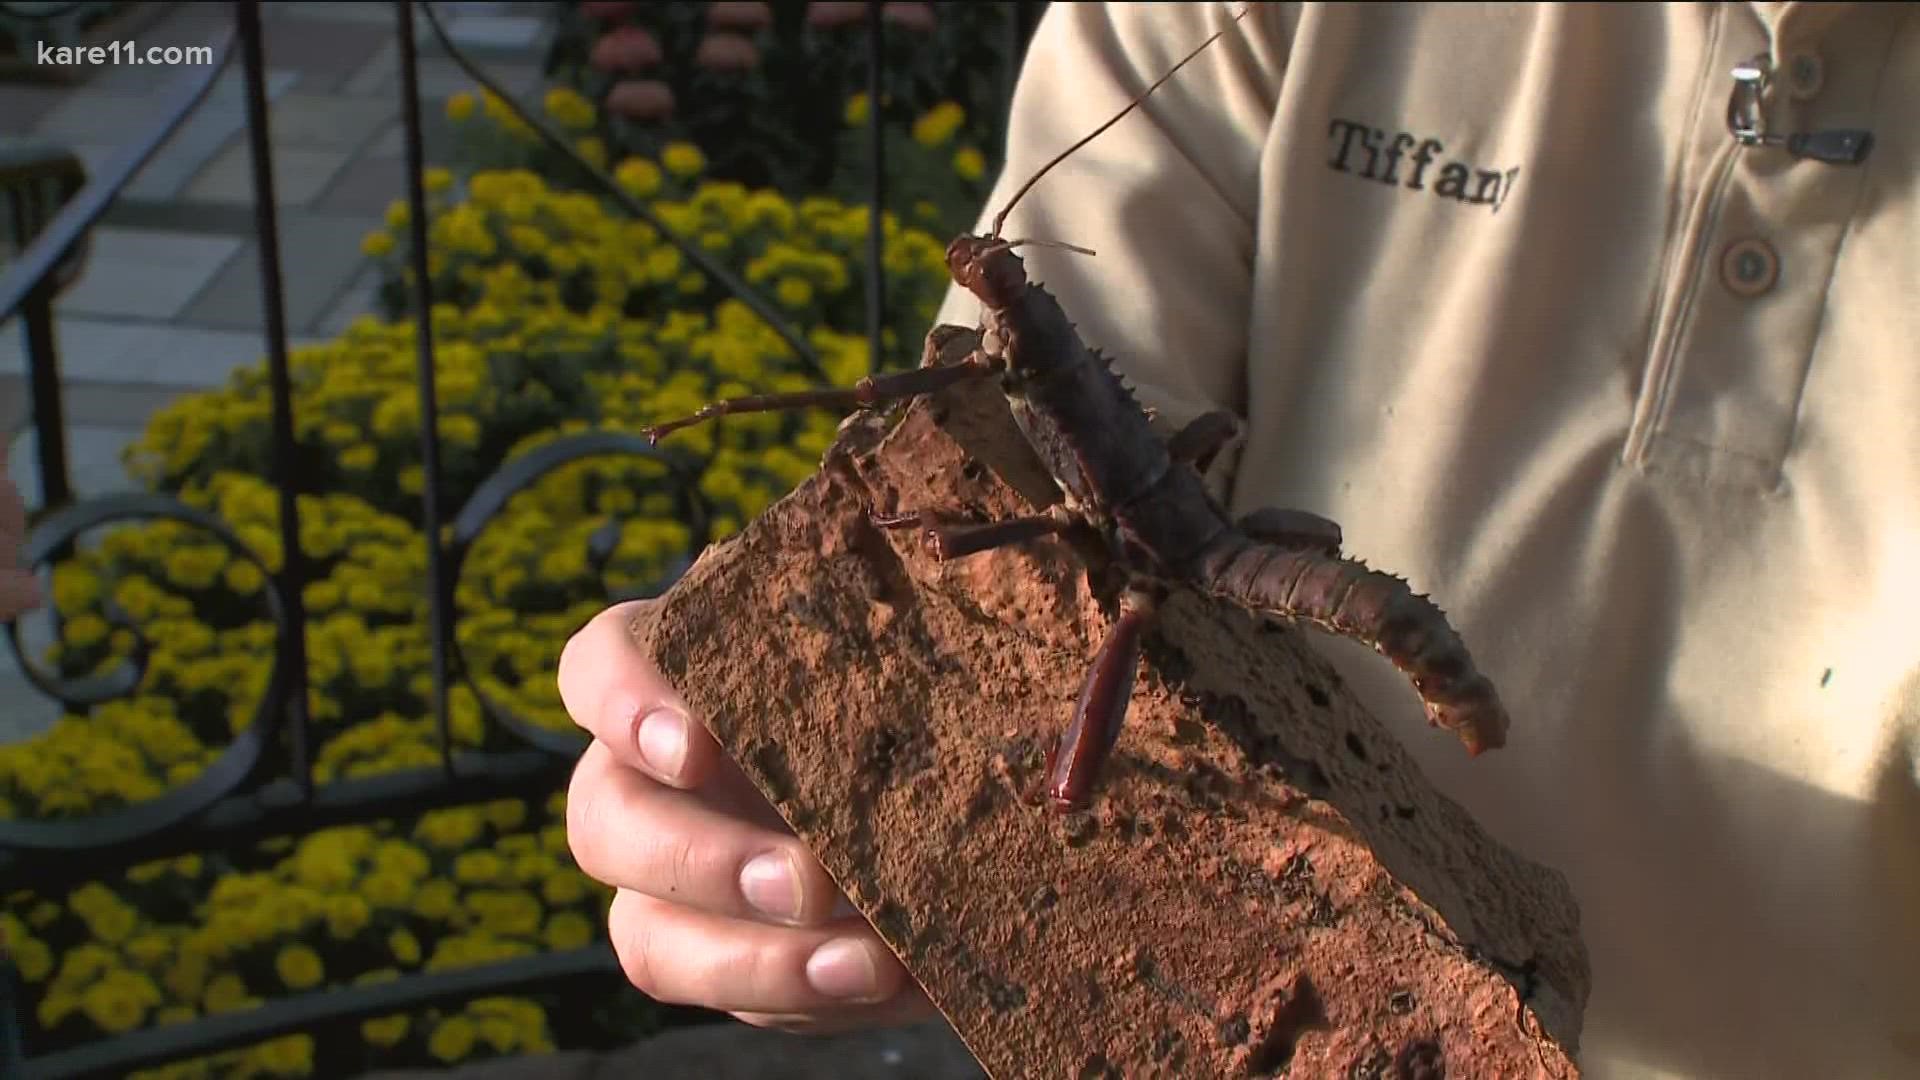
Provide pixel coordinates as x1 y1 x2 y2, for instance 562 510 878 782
645 6 1510 811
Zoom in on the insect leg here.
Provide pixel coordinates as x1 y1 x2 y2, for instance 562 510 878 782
1033 582 1161 813
1236 507 1343 555
871 509 1072 561
643 356 997 445
1165 409 1242 474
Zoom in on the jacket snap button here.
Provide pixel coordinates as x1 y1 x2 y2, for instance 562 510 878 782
1786 51 1824 99
1721 238 1779 297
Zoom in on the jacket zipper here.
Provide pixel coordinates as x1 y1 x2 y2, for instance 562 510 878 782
1623 135 1743 467
1623 5 1744 468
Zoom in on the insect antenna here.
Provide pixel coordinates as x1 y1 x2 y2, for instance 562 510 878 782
980 237 1099 259
989 4 1255 241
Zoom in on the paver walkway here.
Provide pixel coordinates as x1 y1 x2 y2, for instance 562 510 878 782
1 0 549 740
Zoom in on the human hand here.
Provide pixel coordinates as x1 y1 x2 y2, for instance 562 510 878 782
0 440 41 623
558 599 936 1033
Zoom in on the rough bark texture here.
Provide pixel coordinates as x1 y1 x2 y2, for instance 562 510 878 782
631 390 1590 1080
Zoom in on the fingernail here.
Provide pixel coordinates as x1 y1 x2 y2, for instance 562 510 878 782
739 851 803 922
806 937 884 1001
634 708 687 778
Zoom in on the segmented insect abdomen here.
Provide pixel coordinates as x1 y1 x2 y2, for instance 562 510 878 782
1196 534 1510 755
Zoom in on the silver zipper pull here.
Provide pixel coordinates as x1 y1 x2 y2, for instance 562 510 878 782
1726 53 1874 166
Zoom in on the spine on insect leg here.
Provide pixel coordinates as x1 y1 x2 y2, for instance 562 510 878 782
1194 532 1510 755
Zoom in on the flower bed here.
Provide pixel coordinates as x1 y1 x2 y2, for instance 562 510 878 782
0 73 985 1077
539 0 1013 224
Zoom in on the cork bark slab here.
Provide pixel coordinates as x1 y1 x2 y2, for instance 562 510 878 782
632 391 1590 1079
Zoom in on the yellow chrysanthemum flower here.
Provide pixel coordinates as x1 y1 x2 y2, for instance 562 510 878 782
453 850 505 886
613 156 663 200
775 276 813 308
10 935 52 982
485 798 527 830
543 85 597 131
429 1016 478 1063
843 92 870 126
912 101 965 147
249 1034 314 1077
36 990 78 1029
325 894 371 940
274 945 324 992
80 970 160 1034
62 612 108 648
389 927 422 966
412 879 459 920
952 145 986 181
202 972 250 1014
362 1013 411 1047
543 911 595 951
662 141 706 178
223 560 264 594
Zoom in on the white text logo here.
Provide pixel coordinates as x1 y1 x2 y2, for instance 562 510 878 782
36 41 215 66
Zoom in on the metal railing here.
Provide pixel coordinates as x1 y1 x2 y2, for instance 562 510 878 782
0 1 1044 1076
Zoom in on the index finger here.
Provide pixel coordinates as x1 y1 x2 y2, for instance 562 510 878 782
557 599 722 789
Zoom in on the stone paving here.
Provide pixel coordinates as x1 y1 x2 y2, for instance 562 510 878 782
1 0 548 740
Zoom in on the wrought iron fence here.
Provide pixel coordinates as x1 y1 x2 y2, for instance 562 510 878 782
0 1 1045 1076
